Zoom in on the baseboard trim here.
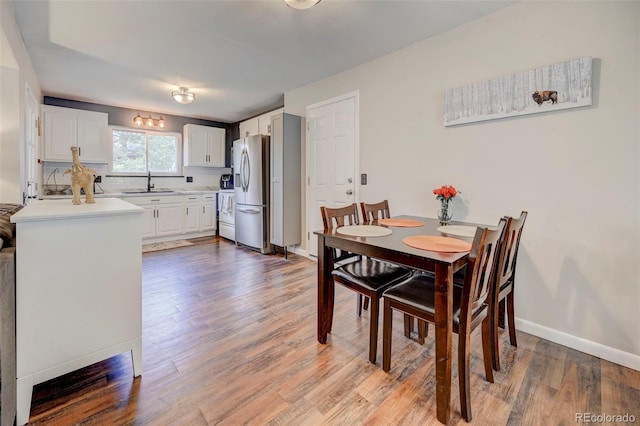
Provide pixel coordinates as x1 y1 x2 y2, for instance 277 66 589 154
515 318 640 371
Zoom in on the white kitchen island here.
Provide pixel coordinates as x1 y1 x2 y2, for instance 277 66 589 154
11 198 144 425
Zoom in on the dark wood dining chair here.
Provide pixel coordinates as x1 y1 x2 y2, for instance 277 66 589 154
382 220 506 422
361 199 423 340
491 211 528 371
360 200 391 222
320 203 412 364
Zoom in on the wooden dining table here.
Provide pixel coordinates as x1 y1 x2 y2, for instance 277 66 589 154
315 215 476 424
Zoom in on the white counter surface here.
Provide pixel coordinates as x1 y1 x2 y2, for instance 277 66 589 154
11 198 143 223
38 187 219 201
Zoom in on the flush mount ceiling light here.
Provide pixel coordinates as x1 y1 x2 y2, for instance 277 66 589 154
283 0 321 10
134 113 165 128
171 87 196 104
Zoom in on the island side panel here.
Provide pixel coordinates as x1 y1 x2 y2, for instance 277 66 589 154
15 209 142 385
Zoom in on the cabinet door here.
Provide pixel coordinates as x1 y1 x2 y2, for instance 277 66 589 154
184 202 201 233
201 201 216 231
207 127 226 167
77 112 107 162
239 118 259 138
155 203 184 237
43 108 77 161
184 125 208 166
141 205 156 239
270 114 284 245
259 108 283 135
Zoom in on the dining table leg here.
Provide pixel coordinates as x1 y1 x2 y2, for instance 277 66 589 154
434 263 453 424
317 234 333 344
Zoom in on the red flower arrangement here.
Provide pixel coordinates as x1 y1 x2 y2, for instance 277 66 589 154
433 185 458 201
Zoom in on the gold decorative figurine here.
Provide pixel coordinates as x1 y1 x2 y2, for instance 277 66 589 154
63 146 97 205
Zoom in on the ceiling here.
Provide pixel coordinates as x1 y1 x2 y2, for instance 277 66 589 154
10 0 515 124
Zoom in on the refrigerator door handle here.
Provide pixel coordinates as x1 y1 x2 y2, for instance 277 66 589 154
236 207 261 214
242 149 250 193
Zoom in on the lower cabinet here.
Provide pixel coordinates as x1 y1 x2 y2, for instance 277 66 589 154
124 196 184 239
125 192 217 242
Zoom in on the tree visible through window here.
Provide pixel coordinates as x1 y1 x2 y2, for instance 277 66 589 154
111 128 181 175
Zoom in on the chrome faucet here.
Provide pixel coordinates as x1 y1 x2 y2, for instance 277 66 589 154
147 171 154 192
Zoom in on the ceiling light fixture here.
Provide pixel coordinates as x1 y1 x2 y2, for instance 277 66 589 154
283 0 321 10
133 113 165 128
171 87 196 104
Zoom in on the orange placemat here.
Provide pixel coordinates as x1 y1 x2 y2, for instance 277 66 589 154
403 235 472 252
378 218 424 227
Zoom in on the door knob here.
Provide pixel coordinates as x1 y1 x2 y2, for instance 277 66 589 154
347 178 353 183
346 190 353 195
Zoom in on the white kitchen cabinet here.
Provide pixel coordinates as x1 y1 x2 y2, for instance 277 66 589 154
184 195 201 234
259 108 284 136
238 108 284 137
183 193 216 234
123 195 184 239
41 104 108 163
201 193 216 231
183 124 226 167
239 117 259 138
270 113 301 256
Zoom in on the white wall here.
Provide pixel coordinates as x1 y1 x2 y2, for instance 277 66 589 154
286 1 640 368
0 0 42 203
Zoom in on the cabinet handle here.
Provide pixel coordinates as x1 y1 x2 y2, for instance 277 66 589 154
157 209 159 218
203 206 205 214
78 146 81 156
186 207 189 215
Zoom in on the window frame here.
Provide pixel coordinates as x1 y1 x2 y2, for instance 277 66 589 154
109 125 183 176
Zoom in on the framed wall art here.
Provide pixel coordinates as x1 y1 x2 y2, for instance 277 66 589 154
443 56 592 126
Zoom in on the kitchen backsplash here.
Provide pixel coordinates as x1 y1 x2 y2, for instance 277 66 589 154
42 163 230 194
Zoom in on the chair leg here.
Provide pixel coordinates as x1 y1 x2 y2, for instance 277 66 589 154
482 317 494 383
458 329 472 422
507 290 517 347
368 295 380 364
328 281 335 332
417 320 428 345
498 298 506 329
491 297 501 372
363 296 370 311
357 294 363 317
382 299 393 372
403 314 413 338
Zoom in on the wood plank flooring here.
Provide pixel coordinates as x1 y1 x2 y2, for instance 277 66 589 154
26 237 640 425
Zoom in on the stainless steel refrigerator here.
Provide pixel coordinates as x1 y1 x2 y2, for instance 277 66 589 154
233 135 273 254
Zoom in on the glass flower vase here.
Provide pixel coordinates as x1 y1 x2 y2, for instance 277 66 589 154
437 200 452 225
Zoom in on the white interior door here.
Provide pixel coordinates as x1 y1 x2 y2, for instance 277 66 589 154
306 92 358 257
24 83 38 204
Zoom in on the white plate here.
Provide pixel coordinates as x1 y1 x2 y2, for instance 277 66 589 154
437 225 477 238
337 225 392 237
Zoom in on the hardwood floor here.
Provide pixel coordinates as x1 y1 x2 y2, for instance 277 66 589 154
27 237 640 425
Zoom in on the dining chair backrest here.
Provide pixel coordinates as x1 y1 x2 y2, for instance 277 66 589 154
461 219 506 322
495 211 528 289
360 200 391 222
321 203 360 228
320 204 361 263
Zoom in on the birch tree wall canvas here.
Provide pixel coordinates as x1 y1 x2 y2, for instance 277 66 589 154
443 56 592 126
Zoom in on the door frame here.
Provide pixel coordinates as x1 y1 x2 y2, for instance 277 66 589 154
23 82 39 204
305 91 360 257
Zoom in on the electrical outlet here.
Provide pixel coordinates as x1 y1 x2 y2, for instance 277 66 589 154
186 176 193 183
94 175 102 183
361 173 367 185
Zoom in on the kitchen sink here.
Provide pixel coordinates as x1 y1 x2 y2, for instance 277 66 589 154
122 190 176 194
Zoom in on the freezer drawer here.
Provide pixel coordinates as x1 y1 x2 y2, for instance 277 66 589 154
235 204 272 254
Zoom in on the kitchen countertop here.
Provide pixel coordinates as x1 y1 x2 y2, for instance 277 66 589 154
11 198 144 223
39 187 220 200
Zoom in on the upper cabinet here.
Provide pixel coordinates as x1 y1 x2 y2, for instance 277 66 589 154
42 105 109 163
238 108 284 138
183 124 226 167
